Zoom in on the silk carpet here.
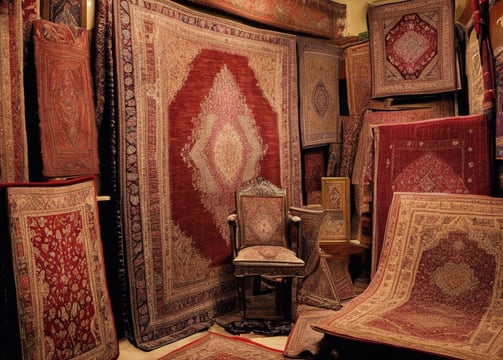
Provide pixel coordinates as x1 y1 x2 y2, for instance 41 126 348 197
158 332 284 360
114 0 301 350
315 192 503 360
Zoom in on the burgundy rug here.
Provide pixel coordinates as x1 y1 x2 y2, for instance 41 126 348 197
1 177 118 360
159 332 284 360
0 1 28 182
315 192 503 360
368 0 458 97
33 19 99 178
372 114 492 276
114 0 301 349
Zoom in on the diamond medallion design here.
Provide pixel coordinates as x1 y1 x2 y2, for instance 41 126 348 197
184 64 265 240
385 14 437 80
312 80 330 119
433 261 478 296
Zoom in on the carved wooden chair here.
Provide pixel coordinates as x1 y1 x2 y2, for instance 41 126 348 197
228 177 304 322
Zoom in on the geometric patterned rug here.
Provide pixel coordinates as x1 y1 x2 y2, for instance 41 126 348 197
315 192 503 360
372 114 492 276
159 332 284 360
114 0 301 350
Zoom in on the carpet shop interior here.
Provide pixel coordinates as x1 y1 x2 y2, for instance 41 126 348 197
1 0 503 359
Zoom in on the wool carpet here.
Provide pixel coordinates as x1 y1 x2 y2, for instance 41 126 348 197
315 192 503 360
368 0 457 97
372 114 492 276
0 0 28 182
114 0 301 350
158 332 284 360
0 177 118 360
185 0 346 39
33 19 99 178
297 38 342 148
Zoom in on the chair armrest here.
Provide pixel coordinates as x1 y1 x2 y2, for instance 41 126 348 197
288 214 302 258
228 213 238 257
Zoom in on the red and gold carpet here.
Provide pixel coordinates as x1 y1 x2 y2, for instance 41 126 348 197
33 19 99 178
372 114 492 276
0 1 28 182
114 0 302 350
159 332 284 360
315 192 503 360
344 41 371 116
0 177 118 360
185 0 346 39
368 0 458 97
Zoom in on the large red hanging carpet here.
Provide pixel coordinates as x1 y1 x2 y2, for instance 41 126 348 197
315 192 503 360
114 0 301 350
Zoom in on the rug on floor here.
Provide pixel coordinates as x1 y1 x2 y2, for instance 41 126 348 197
314 192 503 360
158 332 284 360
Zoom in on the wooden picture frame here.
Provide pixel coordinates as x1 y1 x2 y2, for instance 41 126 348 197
319 177 351 242
40 0 94 29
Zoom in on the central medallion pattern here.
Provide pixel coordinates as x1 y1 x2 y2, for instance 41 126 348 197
386 13 437 79
183 64 265 240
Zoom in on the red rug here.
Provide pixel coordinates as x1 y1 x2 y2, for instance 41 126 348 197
297 38 342 148
1 177 118 360
114 0 302 349
185 0 346 39
368 0 458 97
302 148 326 205
33 19 99 178
372 114 492 276
315 192 503 360
352 108 434 215
0 1 28 182
159 332 284 359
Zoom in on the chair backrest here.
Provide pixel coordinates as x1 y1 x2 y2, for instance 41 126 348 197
236 177 288 249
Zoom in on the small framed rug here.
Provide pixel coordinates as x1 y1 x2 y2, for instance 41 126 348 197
159 332 284 360
297 38 343 148
1 177 118 360
368 0 458 97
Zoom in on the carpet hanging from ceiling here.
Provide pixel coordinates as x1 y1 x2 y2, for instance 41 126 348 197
314 192 503 360
0 1 28 182
159 332 284 360
33 19 100 178
297 38 342 148
0 177 118 360
371 114 491 276
368 0 458 98
184 0 346 39
114 0 301 350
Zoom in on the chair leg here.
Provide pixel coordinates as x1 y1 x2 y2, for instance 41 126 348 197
236 277 246 321
275 277 292 322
